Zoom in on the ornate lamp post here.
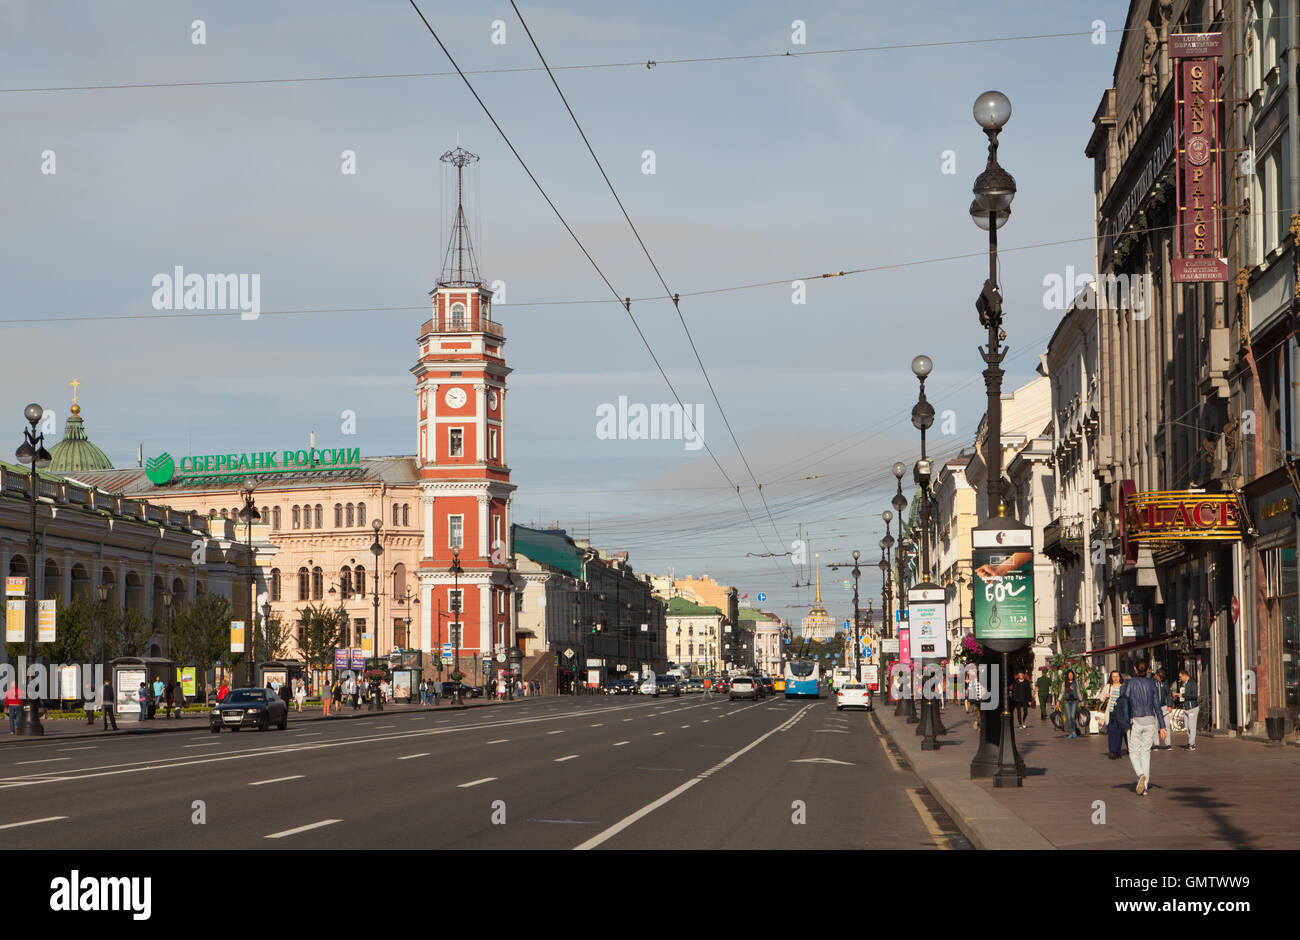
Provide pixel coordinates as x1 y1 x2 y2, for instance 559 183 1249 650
910 355 946 750
96 582 110 686
449 550 463 705
15 404 51 735
237 481 260 688
161 590 173 661
369 519 384 711
968 89 1028 786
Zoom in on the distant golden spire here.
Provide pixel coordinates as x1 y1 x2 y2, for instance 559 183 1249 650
814 554 821 605
69 378 81 416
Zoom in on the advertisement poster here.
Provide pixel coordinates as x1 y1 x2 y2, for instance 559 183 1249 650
262 668 287 691
117 667 145 716
230 620 245 653
334 648 350 669
361 632 373 655
178 667 197 698
972 546 1035 642
6 600 24 642
862 664 879 690
392 670 411 702
898 627 911 666
350 649 366 669
907 587 948 659
58 665 81 700
6 577 26 597
37 599 56 643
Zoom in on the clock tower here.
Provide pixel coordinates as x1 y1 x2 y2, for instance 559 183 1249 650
413 147 516 677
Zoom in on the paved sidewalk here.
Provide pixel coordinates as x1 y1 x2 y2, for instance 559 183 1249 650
0 697 523 744
875 701 1300 849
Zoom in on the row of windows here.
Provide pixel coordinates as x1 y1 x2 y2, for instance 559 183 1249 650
212 502 413 531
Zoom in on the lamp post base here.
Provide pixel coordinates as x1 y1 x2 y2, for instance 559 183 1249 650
16 704 44 736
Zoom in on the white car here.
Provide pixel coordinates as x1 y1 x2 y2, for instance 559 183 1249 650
836 683 872 711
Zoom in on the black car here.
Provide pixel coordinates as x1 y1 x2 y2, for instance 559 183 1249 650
757 676 775 697
439 681 483 699
650 676 682 697
210 688 288 732
607 678 638 695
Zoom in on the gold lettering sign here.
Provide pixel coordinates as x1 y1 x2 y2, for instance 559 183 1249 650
1262 497 1291 520
1124 492 1242 542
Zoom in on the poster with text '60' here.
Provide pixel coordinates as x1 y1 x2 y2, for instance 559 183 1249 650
972 547 1035 642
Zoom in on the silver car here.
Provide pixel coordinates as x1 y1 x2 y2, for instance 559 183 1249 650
728 676 758 701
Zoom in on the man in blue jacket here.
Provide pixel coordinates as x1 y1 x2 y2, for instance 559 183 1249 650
1120 660 1167 796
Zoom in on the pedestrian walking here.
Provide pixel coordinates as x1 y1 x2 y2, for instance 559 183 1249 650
216 680 230 703
418 679 427 705
5 682 23 734
1035 668 1052 721
1176 669 1200 750
163 680 175 719
1061 669 1081 739
1011 672 1032 729
1154 670 1173 749
138 682 149 720
1118 660 1167 796
433 679 442 705
1099 670 1124 758
100 678 118 730
294 678 307 712
347 675 359 710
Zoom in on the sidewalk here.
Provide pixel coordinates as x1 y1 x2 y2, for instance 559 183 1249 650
874 701 1300 849
1 697 521 745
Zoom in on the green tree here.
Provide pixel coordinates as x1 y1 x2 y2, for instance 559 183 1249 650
104 607 153 659
296 604 343 679
260 612 293 662
170 593 232 702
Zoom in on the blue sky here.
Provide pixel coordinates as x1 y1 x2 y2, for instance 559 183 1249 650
0 0 1132 625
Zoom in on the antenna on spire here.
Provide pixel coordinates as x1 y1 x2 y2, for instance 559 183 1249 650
438 146 481 287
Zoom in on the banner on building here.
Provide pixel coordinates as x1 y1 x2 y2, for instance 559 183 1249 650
361 633 373 655
6 600 24 642
230 620 245 653
37 599 56 643
1171 32 1227 282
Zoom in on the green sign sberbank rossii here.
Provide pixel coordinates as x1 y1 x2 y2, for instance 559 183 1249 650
145 447 362 485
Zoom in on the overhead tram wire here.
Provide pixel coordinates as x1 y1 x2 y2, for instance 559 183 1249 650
0 21 1237 95
0 207 1245 327
404 0 788 583
510 0 786 554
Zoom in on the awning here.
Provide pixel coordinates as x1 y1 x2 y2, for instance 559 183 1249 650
1084 632 1178 657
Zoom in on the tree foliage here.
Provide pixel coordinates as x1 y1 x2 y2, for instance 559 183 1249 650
296 604 343 673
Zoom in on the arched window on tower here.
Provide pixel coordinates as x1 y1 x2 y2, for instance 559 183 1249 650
272 506 281 530
450 302 466 330
314 505 323 529
312 566 323 601
346 503 355 527
357 502 366 526
402 504 409 527
297 567 309 601
270 568 282 602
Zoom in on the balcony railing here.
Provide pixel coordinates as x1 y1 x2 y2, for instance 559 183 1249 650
421 313 504 338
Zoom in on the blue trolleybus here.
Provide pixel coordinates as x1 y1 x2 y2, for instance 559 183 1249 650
783 658 822 698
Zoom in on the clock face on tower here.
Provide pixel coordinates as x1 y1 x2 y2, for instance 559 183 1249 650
444 387 467 409
488 390 499 410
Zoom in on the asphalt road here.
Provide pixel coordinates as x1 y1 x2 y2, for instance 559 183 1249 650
0 693 967 849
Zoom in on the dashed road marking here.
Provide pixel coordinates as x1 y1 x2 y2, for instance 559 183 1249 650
554 754 579 762
266 819 341 839
458 777 497 788
250 775 305 786
613 741 629 746
397 753 430 760
0 815 67 830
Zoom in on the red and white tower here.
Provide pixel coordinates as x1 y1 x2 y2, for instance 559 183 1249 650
414 147 516 677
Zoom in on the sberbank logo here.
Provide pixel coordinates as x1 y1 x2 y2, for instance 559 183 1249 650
145 452 175 485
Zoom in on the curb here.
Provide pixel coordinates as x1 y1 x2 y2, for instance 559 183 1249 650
872 707 1054 851
1 698 521 746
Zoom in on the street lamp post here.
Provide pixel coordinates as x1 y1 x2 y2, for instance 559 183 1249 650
890 462 916 722
96 582 110 692
449 550 463 705
161 590 173 661
369 519 384 711
237 481 260 689
911 355 945 750
15 403 51 735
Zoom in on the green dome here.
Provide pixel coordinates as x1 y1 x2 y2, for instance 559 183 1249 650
48 407 113 473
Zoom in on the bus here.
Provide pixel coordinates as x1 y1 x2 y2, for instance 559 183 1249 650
783 658 822 698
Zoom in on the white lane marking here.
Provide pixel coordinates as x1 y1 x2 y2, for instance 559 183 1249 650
680 725 690 728
0 815 67 830
265 819 341 839
589 723 603 727
183 742 222 748
375 725 395 729
16 758 69 765
622 718 634 722
653 732 666 736
397 753 430 760
613 741 629 746
458 777 497 788
554 754 579 762
487 739 509 744
57 747 96 752
293 732 321 737
812 730 849 734
702 720 710 723
575 703 816 851
0 701 649 790
546 730 565 735
249 775 305 786
792 758 854 765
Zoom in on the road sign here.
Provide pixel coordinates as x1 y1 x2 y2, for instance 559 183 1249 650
757 593 767 602
563 648 575 659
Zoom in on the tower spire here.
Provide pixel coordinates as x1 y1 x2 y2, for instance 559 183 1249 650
814 555 822 605
439 146 481 287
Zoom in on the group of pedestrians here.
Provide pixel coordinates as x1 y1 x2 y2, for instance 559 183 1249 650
136 675 185 720
1084 662 1200 796
417 679 442 705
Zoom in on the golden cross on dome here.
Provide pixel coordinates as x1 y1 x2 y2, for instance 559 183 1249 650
70 378 80 404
